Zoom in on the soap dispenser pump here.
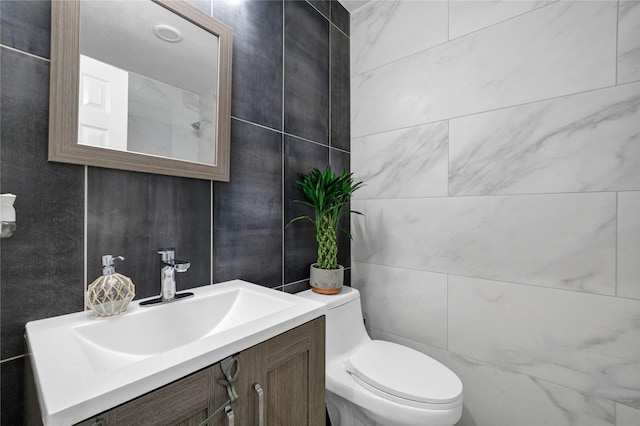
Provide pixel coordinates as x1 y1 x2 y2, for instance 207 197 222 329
87 255 135 317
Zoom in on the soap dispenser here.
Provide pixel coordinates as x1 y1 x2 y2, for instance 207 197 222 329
87 255 135 317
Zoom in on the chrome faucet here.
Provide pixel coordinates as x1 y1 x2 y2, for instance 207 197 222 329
158 248 190 300
140 248 194 307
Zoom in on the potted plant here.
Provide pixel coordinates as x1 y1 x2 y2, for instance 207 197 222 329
288 165 364 294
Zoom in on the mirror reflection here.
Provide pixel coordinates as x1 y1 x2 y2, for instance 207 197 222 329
78 0 219 165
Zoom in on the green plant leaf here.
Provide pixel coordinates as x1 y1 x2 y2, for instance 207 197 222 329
288 165 364 266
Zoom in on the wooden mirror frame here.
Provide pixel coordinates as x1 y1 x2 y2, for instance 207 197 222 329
49 0 232 181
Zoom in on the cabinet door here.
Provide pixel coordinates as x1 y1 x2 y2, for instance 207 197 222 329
238 317 325 426
85 364 232 426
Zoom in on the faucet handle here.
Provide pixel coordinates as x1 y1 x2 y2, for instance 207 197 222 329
173 261 190 272
157 248 175 262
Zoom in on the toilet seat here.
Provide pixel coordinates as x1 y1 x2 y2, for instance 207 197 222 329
345 340 463 409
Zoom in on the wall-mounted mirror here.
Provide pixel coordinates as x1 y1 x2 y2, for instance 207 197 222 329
49 0 232 181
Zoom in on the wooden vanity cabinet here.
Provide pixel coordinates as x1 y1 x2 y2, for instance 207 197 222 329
237 315 325 426
81 365 229 426
66 317 325 426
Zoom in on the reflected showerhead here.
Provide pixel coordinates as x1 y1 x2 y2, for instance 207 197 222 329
191 119 213 131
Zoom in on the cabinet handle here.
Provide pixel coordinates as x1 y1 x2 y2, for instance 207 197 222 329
225 405 234 426
254 383 264 426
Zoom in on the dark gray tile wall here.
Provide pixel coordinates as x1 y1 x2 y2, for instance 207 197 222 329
310 0 331 20
87 169 212 299
283 136 330 283
284 0 330 145
329 149 352 269
0 0 349 423
0 0 51 58
213 120 283 287
331 25 351 151
0 47 86 359
212 0 284 130
0 46 85 423
331 1 349 36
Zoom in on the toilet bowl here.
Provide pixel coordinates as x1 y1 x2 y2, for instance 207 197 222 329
298 286 463 426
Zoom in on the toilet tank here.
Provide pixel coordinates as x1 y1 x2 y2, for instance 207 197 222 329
297 287 370 358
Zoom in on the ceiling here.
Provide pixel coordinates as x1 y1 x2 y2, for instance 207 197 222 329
80 0 218 98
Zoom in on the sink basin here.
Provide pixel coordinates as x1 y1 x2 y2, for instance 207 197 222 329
26 280 326 426
72 286 294 373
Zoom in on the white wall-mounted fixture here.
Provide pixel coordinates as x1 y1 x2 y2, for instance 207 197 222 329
1 193 17 238
153 24 183 43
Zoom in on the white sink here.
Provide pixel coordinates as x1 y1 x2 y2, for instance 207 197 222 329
72 286 294 374
26 280 326 426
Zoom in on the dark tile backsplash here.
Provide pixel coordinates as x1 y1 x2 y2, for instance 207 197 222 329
87 169 212 299
0 48 85 361
213 119 283 287
0 356 25 425
0 1 349 423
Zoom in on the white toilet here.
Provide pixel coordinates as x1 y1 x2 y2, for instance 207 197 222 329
299 286 463 426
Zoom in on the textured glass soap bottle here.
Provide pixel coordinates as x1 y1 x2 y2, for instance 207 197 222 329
86 255 135 317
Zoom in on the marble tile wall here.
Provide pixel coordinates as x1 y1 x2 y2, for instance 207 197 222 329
352 1 618 137
128 72 216 164
449 82 640 196
618 0 640 85
369 329 620 426
353 193 617 295
0 1 350 423
350 1 640 424
618 191 640 299
448 0 557 39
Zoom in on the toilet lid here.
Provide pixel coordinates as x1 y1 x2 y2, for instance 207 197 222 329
346 340 462 405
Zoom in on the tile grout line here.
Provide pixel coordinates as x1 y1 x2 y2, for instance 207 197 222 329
354 190 629 202
0 354 26 364
352 0 560 78
329 11 333 157
281 132 285 292
446 273 449 351
615 0 620 86
352 80 639 141
0 44 50 62
446 119 450 197
210 180 214 285
353 260 636 301
369 325 626 409
615 192 619 296
83 166 88 310
231 116 346 154
447 0 450 42
305 0 350 40
281 0 286 291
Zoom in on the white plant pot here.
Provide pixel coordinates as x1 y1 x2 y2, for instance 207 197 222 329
309 263 344 294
